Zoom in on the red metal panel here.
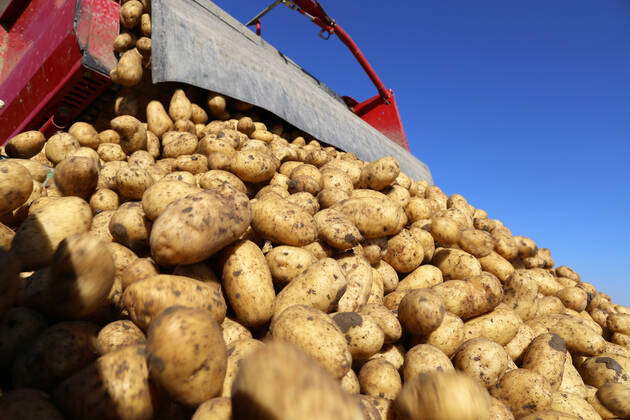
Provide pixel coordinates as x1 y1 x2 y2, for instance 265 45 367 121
347 92 410 150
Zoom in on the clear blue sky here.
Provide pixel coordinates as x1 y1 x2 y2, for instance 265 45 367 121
215 0 630 305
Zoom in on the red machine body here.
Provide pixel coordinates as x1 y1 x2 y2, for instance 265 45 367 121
0 0 119 144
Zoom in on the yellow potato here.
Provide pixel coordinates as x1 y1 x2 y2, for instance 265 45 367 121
331 312 384 360
383 229 424 273
432 247 482 280
221 338 264 398
397 264 443 290
96 320 146 355
314 208 363 250
453 337 509 388
109 202 151 253
110 115 147 154
89 188 119 213
596 382 630 419
521 333 567 391
141 180 201 220
251 198 317 247
54 156 98 198
358 358 402 400
265 245 317 285
463 307 521 345
0 161 33 215
402 344 454 382
333 197 405 239
5 130 46 158
45 132 80 164
398 289 445 336
68 122 99 149
491 369 552 418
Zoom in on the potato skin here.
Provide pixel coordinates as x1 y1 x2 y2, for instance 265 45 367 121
522 333 567 391
109 202 152 253
463 307 521 345
221 240 275 328
333 197 405 239
314 208 363 250
232 341 363 420
53 345 153 420
147 306 227 406
395 371 491 420
359 304 402 344
419 311 465 357
383 229 424 273
271 305 352 379
12 321 99 391
12 196 92 270
192 397 232 420
0 160 33 215
332 312 384 361
402 344 454 382
596 382 630 418
150 185 251 266
358 358 402 400
453 338 509 388
123 274 227 330
265 245 317 285
141 180 202 220
96 320 146 355
398 289 445 336
490 368 552 418
251 197 318 246
432 247 482 280
6 130 46 158
220 338 265 398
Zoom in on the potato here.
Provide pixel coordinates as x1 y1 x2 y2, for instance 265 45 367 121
518 410 580 420
375 260 399 293
478 251 514 282
221 317 252 347
431 280 486 320
522 333 567 391
175 154 207 174
505 323 535 361
221 240 275 328
119 259 157 291
0 221 15 250
5 130 46 158
251 198 317 247
556 286 588 312
463 307 521 345
395 371 491 420
113 31 136 52
360 304 402 343
45 132 79 164
12 196 92 270
141 180 201 220
150 185 251 266
557 352 587 398
147 306 227 406
98 161 126 189
96 320 146 355
110 115 147 154
12 321 99 390
491 369 552 418
488 396 515 420
220 338 264 397
398 289 445 336
5 158 50 182
0 307 48 370
230 149 277 183
89 188 119 213
68 122 99 149
123 273 226 329
271 305 351 378
606 313 630 335
402 344 454 382
358 359 401 400
192 398 232 420
339 368 360 394
502 270 539 320
333 197 404 238
115 165 154 200
397 264 443 291
109 202 151 253
40 233 114 318
578 356 630 387
0 160 33 215
536 314 606 355
232 341 363 420
111 48 143 87
383 229 424 273
336 254 373 312
550 391 601 420
358 156 399 190
458 229 494 258
453 338 509 388
331 312 384 360
432 247 482 280
90 210 115 241
312 208 364 250
265 245 317 285
53 156 98 198
198 170 246 194
0 389 64 420
596 382 630 419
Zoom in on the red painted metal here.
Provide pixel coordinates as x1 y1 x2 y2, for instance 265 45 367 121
0 0 119 144
284 0 409 149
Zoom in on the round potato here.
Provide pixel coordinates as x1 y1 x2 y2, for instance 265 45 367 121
358 358 402 400
96 319 146 355
453 337 509 388
332 312 384 361
398 289 445 336
0 160 33 215
402 344 454 383
116 165 154 200
383 229 424 273
265 245 317 285
333 197 405 239
54 156 98 198
6 130 46 158
420 311 465 357
109 202 151 253
192 397 232 420
45 132 80 164
432 247 482 280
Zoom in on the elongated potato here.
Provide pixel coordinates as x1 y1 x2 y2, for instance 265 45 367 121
359 304 402 344
222 240 275 328
141 180 201 220
549 391 601 420
271 305 351 379
221 338 264 398
522 333 567 391
596 382 630 419
314 208 363 250
333 197 405 239
110 48 143 87
150 185 251 266
5 131 46 158
147 306 227 406
463 307 521 345
491 369 552 418
432 247 482 280
397 264 443 291
12 196 92 270
337 255 373 312
122 274 227 329
251 197 317 247
232 341 363 420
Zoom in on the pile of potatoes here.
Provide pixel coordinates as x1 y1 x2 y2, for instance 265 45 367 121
1 3 630 420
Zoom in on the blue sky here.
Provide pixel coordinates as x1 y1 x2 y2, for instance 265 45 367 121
215 0 630 305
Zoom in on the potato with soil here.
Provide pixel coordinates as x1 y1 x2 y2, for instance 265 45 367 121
150 185 251 266
522 333 567 391
359 304 402 344
398 289 445 336
502 270 539 320
596 382 630 419
96 320 146 355
463 307 521 345
432 247 482 280
549 391 601 420
271 305 352 379
141 180 201 220
395 371 491 420
0 160 33 215
265 245 317 285
12 196 92 270
12 321 99 391
115 165 154 200
333 197 405 238
251 197 318 247
359 156 399 191
53 345 153 420
358 358 402 400
607 313 630 335
383 229 424 273
220 338 265 397
337 255 373 312
578 356 630 387
53 156 98 198
197 169 246 193
402 344 454 382
109 202 152 253
232 341 363 420
147 306 227 406
314 208 363 250
478 251 514 282
397 264 443 290
491 369 552 418
230 149 277 183
416 311 465 357
45 132 80 164
110 115 147 154
453 338 509 388
89 188 119 213
110 48 143 87
5 130 46 158
221 240 275 328
538 314 606 355
332 312 384 361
